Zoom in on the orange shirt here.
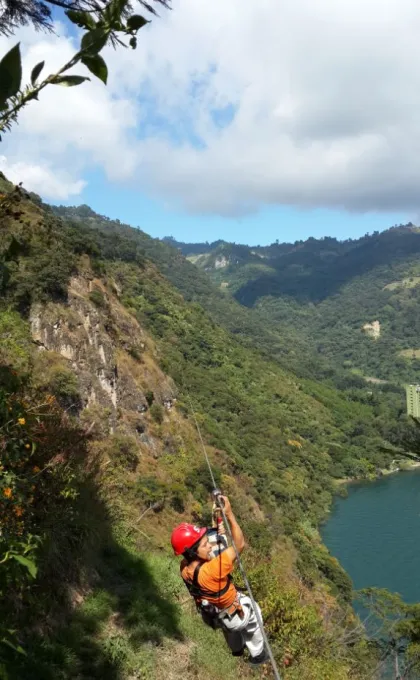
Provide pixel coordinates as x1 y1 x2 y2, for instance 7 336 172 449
181 551 237 609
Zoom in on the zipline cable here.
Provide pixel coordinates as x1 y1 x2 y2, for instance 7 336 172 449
188 396 282 680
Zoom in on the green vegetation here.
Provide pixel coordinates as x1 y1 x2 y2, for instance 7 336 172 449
89 287 107 308
149 403 164 424
1 181 417 679
358 588 420 678
0 0 168 138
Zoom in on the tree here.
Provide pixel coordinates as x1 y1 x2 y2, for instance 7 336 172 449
0 0 168 35
358 588 420 679
0 0 169 138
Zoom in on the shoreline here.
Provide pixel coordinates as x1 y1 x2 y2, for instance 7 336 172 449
335 460 420 487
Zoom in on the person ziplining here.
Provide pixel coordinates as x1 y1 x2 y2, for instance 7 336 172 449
171 494 270 666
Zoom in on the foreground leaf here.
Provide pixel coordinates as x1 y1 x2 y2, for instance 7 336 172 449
127 15 149 31
1 638 26 655
51 75 90 87
106 0 130 23
0 43 22 105
11 554 37 578
66 10 96 30
81 28 109 54
81 54 108 84
30 61 44 86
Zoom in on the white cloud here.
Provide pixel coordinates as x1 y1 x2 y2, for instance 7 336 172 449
0 155 85 199
2 0 420 213
0 21 138 199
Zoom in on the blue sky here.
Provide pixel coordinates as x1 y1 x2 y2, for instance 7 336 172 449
46 4 412 246
2 0 419 248
57 177 411 246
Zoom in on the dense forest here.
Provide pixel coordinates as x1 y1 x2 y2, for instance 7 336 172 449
168 228 420 386
2 175 420 679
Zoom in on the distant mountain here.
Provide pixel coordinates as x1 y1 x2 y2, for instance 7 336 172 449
162 236 227 255
3 179 409 679
170 225 420 384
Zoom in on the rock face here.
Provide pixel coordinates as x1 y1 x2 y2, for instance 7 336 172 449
214 256 228 269
29 272 176 433
362 320 381 339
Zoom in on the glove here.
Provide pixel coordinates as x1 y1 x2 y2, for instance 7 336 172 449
212 502 226 535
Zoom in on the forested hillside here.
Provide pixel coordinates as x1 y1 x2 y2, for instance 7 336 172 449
169 227 420 385
1 176 419 679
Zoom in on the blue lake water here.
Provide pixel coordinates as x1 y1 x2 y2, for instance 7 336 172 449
321 469 420 603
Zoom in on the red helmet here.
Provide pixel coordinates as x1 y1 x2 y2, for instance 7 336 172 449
171 523 207 555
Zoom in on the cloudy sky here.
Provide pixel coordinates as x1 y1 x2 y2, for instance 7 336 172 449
0 0 418 243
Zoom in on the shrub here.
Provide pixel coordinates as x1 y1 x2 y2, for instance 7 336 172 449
0 373 90 661
149 403 164 424
79 404 112 439
242 519 273 556
315 548 353 602
169 483 186 512
127 346 143 362
33 352 80 408
185 463 222 505
135 476 166 507
89 288 106 308
0 309 32 374
49 366 80 401
145 390 154 407
107 433 139 471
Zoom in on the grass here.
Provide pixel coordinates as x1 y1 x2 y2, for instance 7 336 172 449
9 534 247 680
398 349 420 359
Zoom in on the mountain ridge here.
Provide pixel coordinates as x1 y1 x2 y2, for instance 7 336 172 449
166 224 420 386
1 179 417 679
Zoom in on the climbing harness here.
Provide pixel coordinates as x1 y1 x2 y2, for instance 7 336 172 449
183 560 236 629
185 562 233 602
188 397 282 680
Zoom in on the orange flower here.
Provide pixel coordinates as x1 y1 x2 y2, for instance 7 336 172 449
13 506 24 517
3 487 12 499
17 418 25 426
32 466 40 474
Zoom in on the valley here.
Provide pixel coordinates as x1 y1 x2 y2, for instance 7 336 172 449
1 176 420 679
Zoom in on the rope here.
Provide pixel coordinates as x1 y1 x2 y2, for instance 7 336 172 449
188 397 218 490
187 397 282 680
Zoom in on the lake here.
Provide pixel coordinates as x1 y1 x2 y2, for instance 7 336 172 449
321 468 420 603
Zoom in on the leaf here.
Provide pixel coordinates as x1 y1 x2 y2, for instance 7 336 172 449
0 43 22 105
127 15 149 31
66 10 96 30
51 75 90 87
81 28 109 54
30 61 44 86
106 0 130 23
81 54 108 84
12 554 37 578
1 638 27 655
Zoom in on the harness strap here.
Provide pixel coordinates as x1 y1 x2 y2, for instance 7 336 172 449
184 562 232 601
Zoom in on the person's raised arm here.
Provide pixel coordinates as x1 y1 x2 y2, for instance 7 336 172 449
220 495 245 557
